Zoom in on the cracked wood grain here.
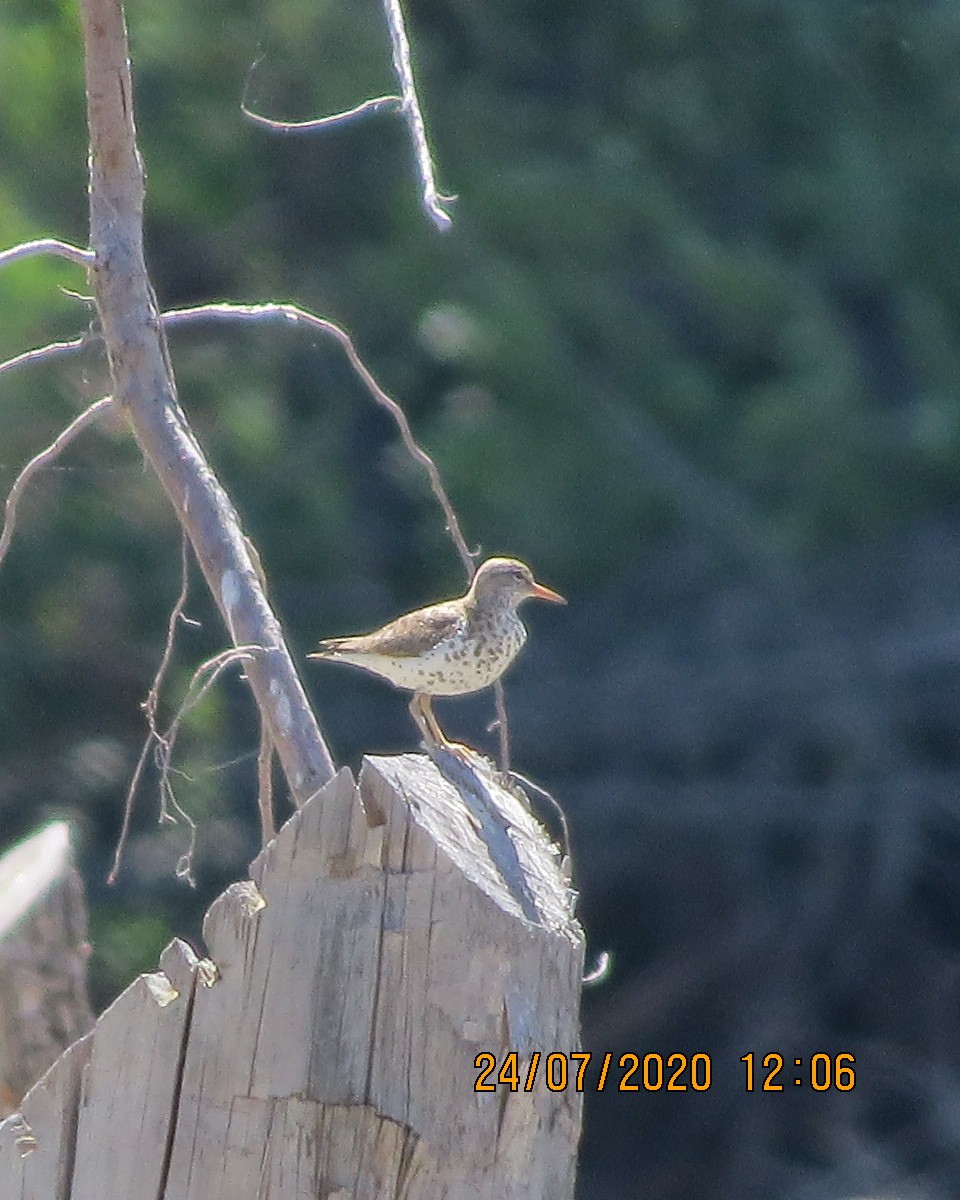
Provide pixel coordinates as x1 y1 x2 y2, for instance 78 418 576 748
0 757 583 1198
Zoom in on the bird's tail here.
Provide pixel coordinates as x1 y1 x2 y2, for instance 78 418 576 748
307 637 357 659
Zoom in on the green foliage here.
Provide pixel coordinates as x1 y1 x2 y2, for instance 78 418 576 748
87 907 173 1010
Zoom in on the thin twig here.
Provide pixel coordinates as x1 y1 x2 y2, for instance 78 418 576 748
153 645 261 885
0 396 113 570
108 531 193 885
241 4 453 230
507 769 570 861
381 0 455 231
0 238 95 271
162 302 475 573
241 52 402 132
242 94 402 132
108 739 153 887
492 684 510 773
156 646 261 801
0 334 90 382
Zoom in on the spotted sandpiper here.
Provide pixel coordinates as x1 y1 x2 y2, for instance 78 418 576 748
308 557 565 751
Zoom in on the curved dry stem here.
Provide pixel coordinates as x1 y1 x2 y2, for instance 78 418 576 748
0 238 95 271
582 951 612 986
0 334 91 382
242 1 452 230
507 768 570 862
242 94 402 132
162 302 475 574
108 532 192 885
241 54 401 132
154 645 261 884
159 646 260 772
0 396 113 571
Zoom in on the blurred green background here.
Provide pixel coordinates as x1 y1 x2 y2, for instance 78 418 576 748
5 1 960 1196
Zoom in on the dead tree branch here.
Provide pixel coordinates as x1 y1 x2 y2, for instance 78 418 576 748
242 92 401 133
0 396 113 570
162 301 474 573
0 335 91 382
243 0 453 230
79 0 335 806
0 239 94 271
381 0 454 230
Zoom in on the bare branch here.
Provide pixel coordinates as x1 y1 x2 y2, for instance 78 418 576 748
0 334 90 382
79 0 335 804
381 0 455 230
162 302 475 575
109 736 153 888
242 94 402 133
0 395 113 571
241 53 401 132
0 238 95 271
2 301 475 582
242 0 453 230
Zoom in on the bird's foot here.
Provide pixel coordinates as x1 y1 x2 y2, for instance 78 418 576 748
423 735 474 764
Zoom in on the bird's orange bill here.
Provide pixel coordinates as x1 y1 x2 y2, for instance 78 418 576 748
530 581 566 604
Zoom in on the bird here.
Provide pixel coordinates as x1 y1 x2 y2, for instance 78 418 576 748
308 557 565 752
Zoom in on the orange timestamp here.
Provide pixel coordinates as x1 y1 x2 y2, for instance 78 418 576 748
474 1051 714 1093
740 1052 856 1091
474 1051 858 1093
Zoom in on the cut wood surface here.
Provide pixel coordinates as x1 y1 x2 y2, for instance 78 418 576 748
0 753 584 1199
0 823 93 1119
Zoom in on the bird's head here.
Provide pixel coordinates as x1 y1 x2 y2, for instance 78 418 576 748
468 557 566 609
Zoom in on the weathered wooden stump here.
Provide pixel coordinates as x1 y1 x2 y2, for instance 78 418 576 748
0 823 93 1120
0 754 584 1199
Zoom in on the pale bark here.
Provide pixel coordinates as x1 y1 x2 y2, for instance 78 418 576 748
0 824 93 1118
79 0 335 806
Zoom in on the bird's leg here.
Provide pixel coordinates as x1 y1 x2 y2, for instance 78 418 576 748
424 694 457 747
410 694 482 806
409 692 431 745
410 693 471 759
409 692 447 748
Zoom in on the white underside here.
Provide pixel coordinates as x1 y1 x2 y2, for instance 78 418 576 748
330 622 527 695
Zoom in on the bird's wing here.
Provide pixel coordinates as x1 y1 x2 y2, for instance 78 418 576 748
316 602 464 658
